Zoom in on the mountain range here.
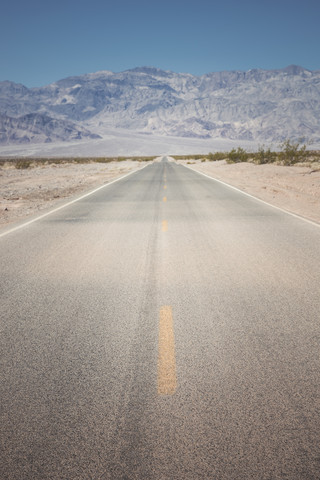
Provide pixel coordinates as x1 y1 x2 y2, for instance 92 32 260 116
0 65 319 148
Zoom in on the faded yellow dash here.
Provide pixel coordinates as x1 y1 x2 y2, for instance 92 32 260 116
164 185 167 190
163 196 167 202
162 220 168 232
158 306 177 395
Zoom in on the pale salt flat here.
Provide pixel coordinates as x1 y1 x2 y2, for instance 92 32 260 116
0 130 259 158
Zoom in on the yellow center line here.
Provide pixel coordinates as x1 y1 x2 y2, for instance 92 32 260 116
163 196 167 202
158 306 177 395
164 185 167 190
162 220 168 232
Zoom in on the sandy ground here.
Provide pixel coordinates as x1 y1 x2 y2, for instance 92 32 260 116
1 158 319 228
0 160 146 228
177 160 320 225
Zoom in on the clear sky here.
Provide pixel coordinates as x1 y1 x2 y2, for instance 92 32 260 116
1 0 319 87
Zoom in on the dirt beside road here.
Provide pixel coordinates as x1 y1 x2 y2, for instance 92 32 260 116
177 160 320 224
0 160 146 227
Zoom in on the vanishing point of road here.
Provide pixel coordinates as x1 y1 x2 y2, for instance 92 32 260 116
1 157 320 479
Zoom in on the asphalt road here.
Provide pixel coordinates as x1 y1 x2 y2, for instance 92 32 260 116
1 158 320 479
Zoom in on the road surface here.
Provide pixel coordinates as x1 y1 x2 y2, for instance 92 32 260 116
1 157 320 479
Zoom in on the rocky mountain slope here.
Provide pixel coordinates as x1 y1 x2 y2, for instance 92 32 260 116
0 112 101 144
0 65 319 145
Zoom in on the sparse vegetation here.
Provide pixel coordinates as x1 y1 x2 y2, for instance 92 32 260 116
255 145 276 164
207 152 227 161
172 142 319 167
15 159 32 169
279 139 308 165
135 156 155 162
226 147 249 164
172 152 226 161
0 156 156 168
172 154 206 161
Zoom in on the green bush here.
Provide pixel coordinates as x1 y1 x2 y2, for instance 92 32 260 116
279 140 307 165
207 151 226 161
94 157 114 163
15 159 32 169
135 156 155 162
226 147 248 163
256 145 276 164
171 154 203 161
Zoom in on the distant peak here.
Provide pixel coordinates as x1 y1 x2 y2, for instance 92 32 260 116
125 66 172 77
88 70 113 76
129 66 162 73
282 65 310 75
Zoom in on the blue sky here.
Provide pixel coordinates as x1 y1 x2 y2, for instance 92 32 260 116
1 0 319 87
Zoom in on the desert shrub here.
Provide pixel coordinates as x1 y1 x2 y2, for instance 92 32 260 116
279 140 307 165
73 157 90 164
226 147 248 163
134 156 154 162
171 154 202 161
207 151 226 161
92 158 110 163
15 159 32 169
256 145 276 164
